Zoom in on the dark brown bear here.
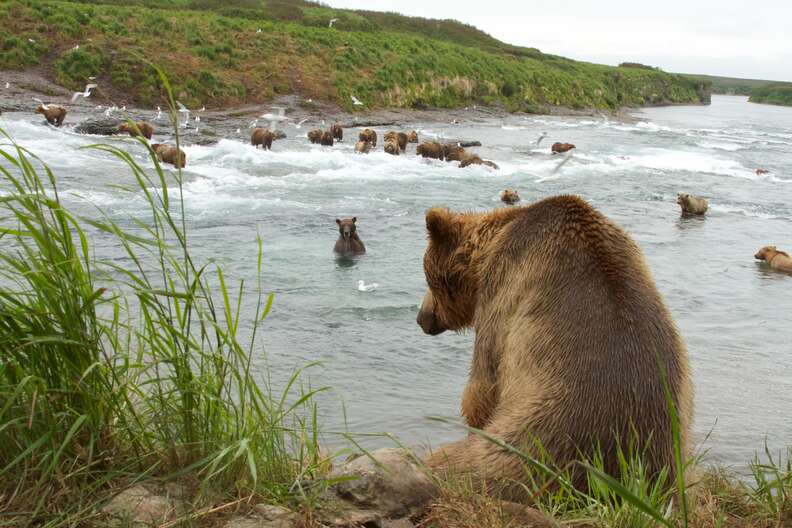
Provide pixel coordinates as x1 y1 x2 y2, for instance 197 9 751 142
320 130 334 146
359 128 378 147
251 128 276 150
551 142 576 154
36 105 67 127
151 144 186 169
334 217 366 257
384 131 408 152
416 142 444 160
416 195 693 500
331 124 343 142
442 144 467 162
500 189 520 205
308 129 323 144
118 121 154 140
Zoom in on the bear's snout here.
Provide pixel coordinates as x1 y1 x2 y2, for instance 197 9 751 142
417 291 446 335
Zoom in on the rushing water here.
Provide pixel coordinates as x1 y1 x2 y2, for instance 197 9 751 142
1 95 791 467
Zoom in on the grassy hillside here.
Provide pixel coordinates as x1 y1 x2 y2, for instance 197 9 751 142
681 73 780 96
749 84 792 106
0 0 710 111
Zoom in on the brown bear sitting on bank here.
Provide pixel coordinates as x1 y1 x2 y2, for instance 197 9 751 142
407 130 419 143
354 140 371 154
677 193 708 216
384 138 400 155
320 130 334 146
416 195 692 499
416 142 444 160
151 144 186 169
36 105 67 127
754 246 792 274
500 189 520 205
459 154 499 170
308 129 323 144
118 121 154 140
251 128 276 150
359 128 377 147
334 217 366 257
331 124 343 142
551 142 575 154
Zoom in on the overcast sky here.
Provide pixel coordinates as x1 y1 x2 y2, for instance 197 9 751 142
326 0 792 82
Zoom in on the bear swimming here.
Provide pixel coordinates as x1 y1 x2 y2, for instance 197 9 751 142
500 189 520 205
677 193 708 216
754 246 792 274
331 124 343 142
251 128 276 150
551 142 575 154
359 128 378 147
118 121 154 140
416 142 444 160
416 195 693 499
459 154 499 170
334 217 366 257
36 105 67 127
308 129 323 144
151 143 186 169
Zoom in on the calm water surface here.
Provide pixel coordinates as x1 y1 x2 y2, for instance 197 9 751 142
2 95 791 467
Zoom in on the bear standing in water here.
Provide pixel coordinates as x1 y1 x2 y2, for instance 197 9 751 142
36 105 67 127
417 195 692 499
334 217 366 257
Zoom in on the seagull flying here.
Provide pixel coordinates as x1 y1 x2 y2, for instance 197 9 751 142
550 151 573 174
176 101 191 127
536 132 548 146
70 83 97 102
328 18 339 28
350 95 364 106
260 106 290 129
357 280 378 292
294 118 309 129
33 97 49 110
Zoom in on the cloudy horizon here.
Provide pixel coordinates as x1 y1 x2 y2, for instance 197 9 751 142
326 0 792 82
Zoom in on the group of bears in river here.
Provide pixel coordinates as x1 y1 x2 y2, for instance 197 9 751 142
20 101 792 498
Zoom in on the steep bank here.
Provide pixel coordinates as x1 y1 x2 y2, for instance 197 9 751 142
0 0 709 112
749 84 792 107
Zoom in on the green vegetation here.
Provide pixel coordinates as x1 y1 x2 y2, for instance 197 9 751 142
749 84 792 107
681 73 774 96
0 0 710 110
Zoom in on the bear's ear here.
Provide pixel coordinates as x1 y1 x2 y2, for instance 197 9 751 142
336 218 341 225
352 217 357 223
426 207 460 245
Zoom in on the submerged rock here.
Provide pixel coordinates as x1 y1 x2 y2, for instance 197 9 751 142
74 118 124 136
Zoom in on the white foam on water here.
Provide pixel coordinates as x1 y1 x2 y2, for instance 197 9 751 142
710 204 791 220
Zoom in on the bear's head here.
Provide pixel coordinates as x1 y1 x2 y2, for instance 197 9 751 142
417 208 478 335
336 217 358 239
754 245 777 261
676 193 689 205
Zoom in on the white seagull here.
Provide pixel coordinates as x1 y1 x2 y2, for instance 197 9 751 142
155 106 162 120
32 97 49 109
176 101 191 127
256 28 262 34
4 82 9 89
236 128 241 134
350 95 364 106
550 151 573 174
27 38 35 43
260 106 290 129
71 83 97 102
294 118 309 129
535 132 548 146
357 280 378 292
328 18 339 28
72 44 80 51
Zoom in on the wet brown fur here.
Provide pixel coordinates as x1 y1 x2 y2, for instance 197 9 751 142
334 217 366 256
320 130 334 146
384 131 408 152
407 130 419 143
499 189 520 205
118 121 154 140
250 128 276 150
460 154 499 170
677 193 708 216
359 129 378 147
443 144 467 162
416 142 444 160
551 142 575 154
308 129 323 144
36 105 67 127
354 140 371 154
754 246 792 274
417 195 693 500
331 124 343 142
384 138 400 155
151 143 186 168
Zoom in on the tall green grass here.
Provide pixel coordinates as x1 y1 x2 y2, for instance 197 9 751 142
0 96 329 524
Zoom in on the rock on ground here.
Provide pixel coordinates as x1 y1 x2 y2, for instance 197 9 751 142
102 484 180 526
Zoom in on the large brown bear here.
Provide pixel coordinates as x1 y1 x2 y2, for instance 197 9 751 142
251 127 276 150
320 130 334 146
359 128 377 147
416 142 444 160
334 217 366 257
551 142 575 154
118 121 154 140
331 124 343 142
308 129 323 144
416 195 693 499
384 131 408 152
36 105 67 127
384 138 400 155
677 193 708 216
151 144 186 169
754 246 792 274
